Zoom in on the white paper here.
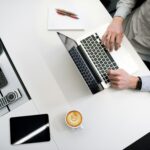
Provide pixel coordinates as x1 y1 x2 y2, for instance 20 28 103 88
48 2 84 30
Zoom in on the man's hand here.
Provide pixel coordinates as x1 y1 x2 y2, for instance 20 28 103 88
102 16 124 51
108 69 139 89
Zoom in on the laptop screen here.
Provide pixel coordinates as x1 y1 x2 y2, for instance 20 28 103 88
57 32 78 51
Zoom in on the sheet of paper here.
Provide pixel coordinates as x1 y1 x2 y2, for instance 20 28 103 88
48 1 85 30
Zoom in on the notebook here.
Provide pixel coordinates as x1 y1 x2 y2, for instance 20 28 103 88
48 1 84 30
10 114 50 145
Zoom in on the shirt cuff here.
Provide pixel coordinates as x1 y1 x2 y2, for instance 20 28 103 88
114 7 132 19
140 76 150 92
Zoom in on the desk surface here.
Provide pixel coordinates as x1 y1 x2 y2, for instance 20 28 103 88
0 0 150 150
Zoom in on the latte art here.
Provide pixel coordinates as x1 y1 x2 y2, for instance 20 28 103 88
66 110 82 128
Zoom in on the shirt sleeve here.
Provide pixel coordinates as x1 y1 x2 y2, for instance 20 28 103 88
141 76 150 92
114 0 137 19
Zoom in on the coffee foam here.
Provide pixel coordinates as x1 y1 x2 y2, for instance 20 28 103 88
66 110 82 128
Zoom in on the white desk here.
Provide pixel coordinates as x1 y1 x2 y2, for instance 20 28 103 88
0 0 150 150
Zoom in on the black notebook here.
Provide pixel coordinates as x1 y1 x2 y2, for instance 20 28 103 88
10 114 50 145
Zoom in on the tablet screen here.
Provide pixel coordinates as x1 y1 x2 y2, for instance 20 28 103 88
10 114 50 145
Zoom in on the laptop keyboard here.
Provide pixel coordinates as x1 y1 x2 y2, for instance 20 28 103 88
80 34 118 84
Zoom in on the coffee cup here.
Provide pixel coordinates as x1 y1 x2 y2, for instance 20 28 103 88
65 110 83 128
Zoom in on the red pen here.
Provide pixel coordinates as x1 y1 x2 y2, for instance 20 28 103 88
56 9 79 19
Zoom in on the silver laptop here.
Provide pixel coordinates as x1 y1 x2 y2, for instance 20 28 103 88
57 27 138 94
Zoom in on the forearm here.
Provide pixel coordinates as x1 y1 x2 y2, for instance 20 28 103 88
112 16 124 25
129 75 150 92
114 0 136 19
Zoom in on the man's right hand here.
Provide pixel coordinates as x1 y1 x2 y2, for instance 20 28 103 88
108 69 139 90
102 16 124 51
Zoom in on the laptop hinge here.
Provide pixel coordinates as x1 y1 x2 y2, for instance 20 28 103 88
69 46 104 93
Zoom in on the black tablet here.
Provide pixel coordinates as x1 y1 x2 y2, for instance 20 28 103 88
10 114 50 145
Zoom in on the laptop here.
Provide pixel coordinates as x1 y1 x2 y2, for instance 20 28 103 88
57 26 138 94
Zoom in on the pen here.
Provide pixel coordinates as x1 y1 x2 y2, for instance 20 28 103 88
56 8 77 16
56 11 79 19
56 8 79 19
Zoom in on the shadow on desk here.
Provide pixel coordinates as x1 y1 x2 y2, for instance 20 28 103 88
50 51 93 101
42 43 97 102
